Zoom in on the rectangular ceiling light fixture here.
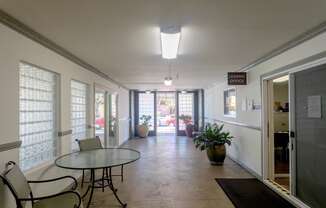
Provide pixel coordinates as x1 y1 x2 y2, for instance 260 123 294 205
161 26 181 59
273 75 289 83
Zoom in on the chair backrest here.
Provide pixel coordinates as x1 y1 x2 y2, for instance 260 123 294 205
0 161 32 208
77 137 103 151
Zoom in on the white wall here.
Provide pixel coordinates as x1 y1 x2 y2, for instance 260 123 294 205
0 23 129 207
118 89 130 145
205 30 326 177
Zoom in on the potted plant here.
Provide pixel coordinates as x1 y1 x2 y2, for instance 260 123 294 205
137 115 152 138
179 114 194 137
193 123 233 165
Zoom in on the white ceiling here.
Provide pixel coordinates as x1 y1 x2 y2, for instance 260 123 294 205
1 0 326 90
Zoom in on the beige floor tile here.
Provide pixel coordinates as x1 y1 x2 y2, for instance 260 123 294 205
79 136 252 208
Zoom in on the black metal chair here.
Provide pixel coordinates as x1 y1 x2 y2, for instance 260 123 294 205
0 161 81 208
76 137 124 190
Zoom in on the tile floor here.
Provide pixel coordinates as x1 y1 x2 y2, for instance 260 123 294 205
82 136 253 208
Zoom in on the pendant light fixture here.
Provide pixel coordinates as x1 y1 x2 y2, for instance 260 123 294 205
164 77 173 86
164 63 173 86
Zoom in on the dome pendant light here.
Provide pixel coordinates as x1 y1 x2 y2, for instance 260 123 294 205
164 77 173 86
164 63 173 86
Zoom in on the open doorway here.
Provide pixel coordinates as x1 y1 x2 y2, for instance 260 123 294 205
262 61 326 208
265 75 290 191
156 92 176 135
95 88 119 147
272 75 290 190
95 90 105 144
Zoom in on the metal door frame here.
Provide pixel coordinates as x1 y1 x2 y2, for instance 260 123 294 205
133 90 200 137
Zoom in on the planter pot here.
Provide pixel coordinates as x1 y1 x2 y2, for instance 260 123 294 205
206 144 226 165
137 125 149 138
185 124 194 137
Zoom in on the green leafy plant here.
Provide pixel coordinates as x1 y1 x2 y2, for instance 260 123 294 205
193 123 233 151
140 115 152 126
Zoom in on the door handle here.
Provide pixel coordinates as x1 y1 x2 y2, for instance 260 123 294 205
290 131 295 150
290 131 295 138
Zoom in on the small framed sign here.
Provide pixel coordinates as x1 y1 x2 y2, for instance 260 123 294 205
228 72 247 85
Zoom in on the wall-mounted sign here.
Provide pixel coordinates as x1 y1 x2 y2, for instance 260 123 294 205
307 95 322 118
228 72 247 85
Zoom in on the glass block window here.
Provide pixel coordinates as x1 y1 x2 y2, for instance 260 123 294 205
19 63 58 171
178 93 194 130
71 80 88 151
224 88 236 117
138 93 154 130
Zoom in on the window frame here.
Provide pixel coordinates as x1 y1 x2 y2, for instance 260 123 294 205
223 88 237 118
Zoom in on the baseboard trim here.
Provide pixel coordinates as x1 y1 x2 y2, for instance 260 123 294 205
119 139 130 147
227 154 262 180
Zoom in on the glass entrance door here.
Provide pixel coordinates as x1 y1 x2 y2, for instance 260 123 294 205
156 92 176 135
135 90 199 137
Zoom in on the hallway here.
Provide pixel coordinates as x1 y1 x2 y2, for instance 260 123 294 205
1 1 326 207
89 136 252 208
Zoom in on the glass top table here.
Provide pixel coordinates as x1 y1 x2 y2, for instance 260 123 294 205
55 148 140 170
55 148 140 208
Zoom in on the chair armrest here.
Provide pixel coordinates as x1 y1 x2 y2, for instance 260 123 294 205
28 175 78 190
20 190 82 208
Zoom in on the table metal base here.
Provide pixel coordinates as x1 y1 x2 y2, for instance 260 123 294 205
82 168 127 208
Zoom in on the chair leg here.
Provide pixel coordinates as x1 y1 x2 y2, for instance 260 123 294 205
121 165 124 182
81 170 85 188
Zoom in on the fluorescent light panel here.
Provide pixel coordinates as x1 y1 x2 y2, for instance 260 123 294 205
273 75 289 83
160 27 181 59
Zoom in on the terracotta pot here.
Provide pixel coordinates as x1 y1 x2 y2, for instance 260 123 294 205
185 124 194 137
206 144 226 165
137 125 149 138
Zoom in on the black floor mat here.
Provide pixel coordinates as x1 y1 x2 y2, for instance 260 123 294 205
216 178 295 208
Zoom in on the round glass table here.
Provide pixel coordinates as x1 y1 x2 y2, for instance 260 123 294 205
55 148 140 208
